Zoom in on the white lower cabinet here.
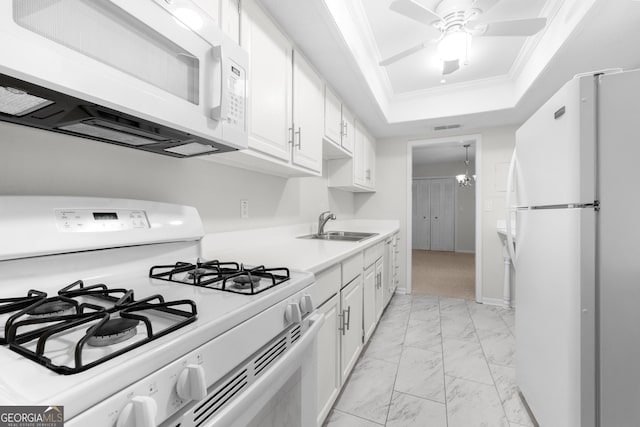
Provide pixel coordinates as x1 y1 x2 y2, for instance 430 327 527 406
363 264 376 342
340 275 363 383
375 258 384 321
315 236 398 426
316 293 341 426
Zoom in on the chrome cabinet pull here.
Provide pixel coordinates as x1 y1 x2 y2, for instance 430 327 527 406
345 306 351 331
288 126 294 145
338 311 345 335
295 127 301 149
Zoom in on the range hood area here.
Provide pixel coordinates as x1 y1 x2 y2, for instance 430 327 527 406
0 73 235 158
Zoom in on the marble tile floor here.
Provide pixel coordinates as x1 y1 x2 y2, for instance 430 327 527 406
325 294 533 427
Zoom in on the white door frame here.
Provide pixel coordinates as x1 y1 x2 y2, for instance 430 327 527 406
406 134 483 303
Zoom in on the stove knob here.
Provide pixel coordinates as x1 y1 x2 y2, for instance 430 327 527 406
285 302 302 323
176 364 207 401
299 294 314 314
116 396 157 427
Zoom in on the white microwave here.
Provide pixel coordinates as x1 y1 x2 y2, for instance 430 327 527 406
0 0 248 157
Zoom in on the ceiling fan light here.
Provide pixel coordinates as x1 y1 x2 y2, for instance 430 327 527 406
437 31 470 62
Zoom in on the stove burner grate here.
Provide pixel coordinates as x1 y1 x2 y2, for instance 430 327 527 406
0 290 47 344
4 280 197 375
149 260 290 295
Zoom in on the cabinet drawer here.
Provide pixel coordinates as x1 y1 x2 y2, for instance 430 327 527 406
364 242 384 267
313 264 341 308
342 252 363 287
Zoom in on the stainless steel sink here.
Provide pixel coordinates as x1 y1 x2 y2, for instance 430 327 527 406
297 231 379 242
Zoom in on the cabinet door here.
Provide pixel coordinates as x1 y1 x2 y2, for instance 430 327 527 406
375 258 384 320
430 178 455 251
363 265 376 343
324 85 342 146
341 105 355 154
221 0 240 44
292 51 323 173
366 136 376 188
353 121 367 186
316 294 341 426
191 0 221 25
383 240 393 307
341 275 363 383
393 234 400 293
243 0 292 161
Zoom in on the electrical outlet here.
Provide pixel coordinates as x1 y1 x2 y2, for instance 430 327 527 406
240 199 249 218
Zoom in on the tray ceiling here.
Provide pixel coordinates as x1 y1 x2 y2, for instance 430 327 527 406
258 0 640 137
364 0 548 92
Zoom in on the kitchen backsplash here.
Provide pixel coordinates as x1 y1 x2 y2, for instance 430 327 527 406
0 122 355 232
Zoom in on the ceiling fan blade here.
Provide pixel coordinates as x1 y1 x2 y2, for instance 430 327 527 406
442 59 460 75
472 17 547 37
390 0 442 26
379 42 428 66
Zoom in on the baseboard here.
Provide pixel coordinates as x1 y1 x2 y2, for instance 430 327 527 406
482 297 510 307
395 287 408 295
455 249 475 254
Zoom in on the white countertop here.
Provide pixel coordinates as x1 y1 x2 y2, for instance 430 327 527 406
201 219 400 274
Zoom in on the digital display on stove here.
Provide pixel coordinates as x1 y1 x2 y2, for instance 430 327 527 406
93 212 118 221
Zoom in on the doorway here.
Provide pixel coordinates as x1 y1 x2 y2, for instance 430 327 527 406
406 135 482 302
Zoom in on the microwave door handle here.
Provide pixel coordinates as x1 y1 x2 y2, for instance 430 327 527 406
211 44 229 122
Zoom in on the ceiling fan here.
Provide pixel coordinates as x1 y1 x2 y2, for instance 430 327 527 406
379 0 547 75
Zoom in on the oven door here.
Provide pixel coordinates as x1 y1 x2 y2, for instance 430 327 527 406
188 313 324 427
0 0 247 149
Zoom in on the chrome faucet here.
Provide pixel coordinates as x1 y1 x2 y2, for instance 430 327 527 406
317 211 336 236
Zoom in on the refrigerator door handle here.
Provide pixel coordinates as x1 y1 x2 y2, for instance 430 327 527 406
505 148 518 267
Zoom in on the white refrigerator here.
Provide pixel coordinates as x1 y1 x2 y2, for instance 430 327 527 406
514 69 640 427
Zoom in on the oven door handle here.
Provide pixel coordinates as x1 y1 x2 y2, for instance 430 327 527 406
202 313 325 427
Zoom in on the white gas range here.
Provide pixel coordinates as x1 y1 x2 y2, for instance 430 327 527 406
0 196 322 427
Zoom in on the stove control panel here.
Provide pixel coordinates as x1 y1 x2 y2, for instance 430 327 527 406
55 209 149 232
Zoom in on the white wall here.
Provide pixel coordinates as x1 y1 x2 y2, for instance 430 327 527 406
0 122 355 232
355 126 516 303
412 160 476 253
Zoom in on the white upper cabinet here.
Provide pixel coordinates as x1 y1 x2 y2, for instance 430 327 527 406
208 0 322 177
243 0 292 162
341 104 355 154
220 0 240 44
328 120 376 192
324 86 342 148
323 85 354 159
191 0 239 43
365 131 376 188
292 51 323 173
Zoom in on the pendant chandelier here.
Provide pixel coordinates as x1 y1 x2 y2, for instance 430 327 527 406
456 144 475 187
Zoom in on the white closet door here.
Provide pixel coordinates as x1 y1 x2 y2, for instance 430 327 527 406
429 178 455 251
412 180 430 250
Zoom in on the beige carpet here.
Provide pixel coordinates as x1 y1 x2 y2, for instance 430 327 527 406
412 250 475 300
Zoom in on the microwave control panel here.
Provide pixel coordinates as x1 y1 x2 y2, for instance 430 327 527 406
226 59 246 130
54 209 149 232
